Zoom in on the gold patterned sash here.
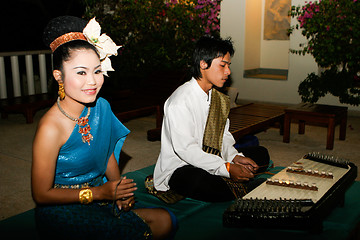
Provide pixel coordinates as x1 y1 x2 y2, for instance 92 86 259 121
203 88 248 198
202 88 230 157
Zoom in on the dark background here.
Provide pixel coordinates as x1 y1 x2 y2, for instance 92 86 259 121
0 0 85 52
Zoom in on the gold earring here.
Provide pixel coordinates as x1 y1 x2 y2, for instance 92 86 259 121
58 82 65 100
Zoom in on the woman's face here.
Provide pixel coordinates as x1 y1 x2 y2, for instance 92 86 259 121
60 48 104 104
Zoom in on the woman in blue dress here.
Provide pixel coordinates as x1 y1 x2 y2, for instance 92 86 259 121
31 16 176 240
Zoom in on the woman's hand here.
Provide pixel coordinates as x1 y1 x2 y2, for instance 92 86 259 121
116 196 135 212
97 176 137 201
102 154 136 211
114 176 136 211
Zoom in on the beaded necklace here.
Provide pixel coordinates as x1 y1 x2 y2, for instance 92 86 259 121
57 97 93 145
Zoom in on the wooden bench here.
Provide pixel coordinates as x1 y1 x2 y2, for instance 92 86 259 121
108 70 187 127
228 103 286 141
147 102 287 141
0 50 54 123
0 93 55 123
115 105 162 127
283 103 348 150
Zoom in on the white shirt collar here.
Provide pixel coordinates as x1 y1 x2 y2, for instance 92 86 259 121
190 77 212 103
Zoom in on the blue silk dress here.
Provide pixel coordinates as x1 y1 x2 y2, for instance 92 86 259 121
35 98 152 239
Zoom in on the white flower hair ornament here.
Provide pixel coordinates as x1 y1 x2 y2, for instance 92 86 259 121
83 17 121 77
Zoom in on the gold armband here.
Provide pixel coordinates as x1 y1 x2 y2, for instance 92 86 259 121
79 188 93 204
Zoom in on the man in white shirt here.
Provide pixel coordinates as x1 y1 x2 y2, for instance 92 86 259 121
153 36 270 202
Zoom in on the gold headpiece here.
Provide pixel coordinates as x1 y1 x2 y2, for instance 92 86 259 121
49 17 121 76
50 32 87 52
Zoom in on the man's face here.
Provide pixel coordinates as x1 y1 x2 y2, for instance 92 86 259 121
201 52 231 89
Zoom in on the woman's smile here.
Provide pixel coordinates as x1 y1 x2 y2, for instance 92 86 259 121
82 88 97 95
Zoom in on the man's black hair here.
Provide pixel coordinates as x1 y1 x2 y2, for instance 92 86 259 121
191 35 234 80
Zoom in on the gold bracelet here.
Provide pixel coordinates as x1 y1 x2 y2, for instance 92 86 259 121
79 188 93 204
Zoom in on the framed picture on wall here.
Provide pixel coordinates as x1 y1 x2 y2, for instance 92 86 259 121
264 0 291 40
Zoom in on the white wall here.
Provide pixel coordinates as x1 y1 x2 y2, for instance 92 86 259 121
220 0 359 112
244 0 261 70
220 0 246 90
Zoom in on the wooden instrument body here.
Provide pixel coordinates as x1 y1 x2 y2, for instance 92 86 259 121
223 153 358 232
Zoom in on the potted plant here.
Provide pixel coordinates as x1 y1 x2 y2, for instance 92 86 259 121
289 0 360 106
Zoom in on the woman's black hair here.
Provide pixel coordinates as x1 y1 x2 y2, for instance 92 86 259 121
191 35 234 80
43 16 99 71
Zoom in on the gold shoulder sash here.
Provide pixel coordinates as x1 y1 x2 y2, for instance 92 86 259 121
202 88 230 157
202 89 249 199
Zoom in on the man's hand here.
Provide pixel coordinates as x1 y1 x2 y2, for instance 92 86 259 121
227 155 259 182
228 163 255 181
232 155 259 173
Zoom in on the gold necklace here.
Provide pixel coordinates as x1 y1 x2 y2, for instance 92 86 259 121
57 97 93 145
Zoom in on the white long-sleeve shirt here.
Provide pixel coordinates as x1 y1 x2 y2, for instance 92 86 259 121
153 78 242 191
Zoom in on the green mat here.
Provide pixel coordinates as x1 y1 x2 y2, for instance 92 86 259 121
1 165 359 240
